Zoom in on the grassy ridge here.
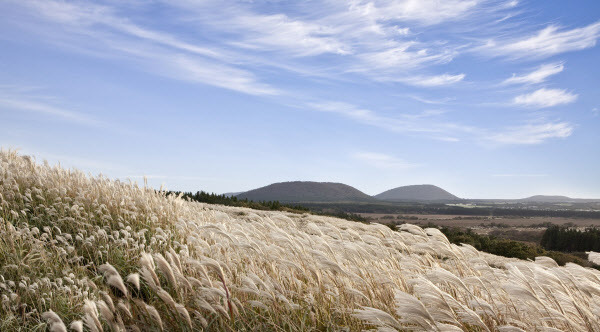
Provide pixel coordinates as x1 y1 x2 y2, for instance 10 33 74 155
3 150 600 331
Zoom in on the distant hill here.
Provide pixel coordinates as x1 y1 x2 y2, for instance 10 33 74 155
375 184 459 201
520 195 574 203
236 181 374 203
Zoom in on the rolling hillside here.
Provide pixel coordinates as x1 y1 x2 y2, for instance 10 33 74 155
2 150 600 331
236 181 374 202
375 184 459 201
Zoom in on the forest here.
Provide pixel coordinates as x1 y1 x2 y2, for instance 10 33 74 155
541 225 600 252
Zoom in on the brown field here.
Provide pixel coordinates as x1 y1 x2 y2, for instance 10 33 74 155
361 213 600 227
361 213 600 244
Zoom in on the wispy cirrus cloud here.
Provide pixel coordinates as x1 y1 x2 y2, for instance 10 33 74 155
481 21 600 58
487 122 573 144
513 88 577 108
0 93 103 127
492 174 548 177
346 0 480 26
13 0 278 96
160 0 510 85
503 62 564 85
405 95 455 105
7 0 524 93
401 73 466 87
308 101 430 134
311 99 575 145
227 14 351 57
357 44 456 72
1 0 589 149
353 152 420 170
307 100 477 142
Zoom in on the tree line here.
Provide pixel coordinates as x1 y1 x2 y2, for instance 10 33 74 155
541 225 600 252
434 225 598 268
169 190 367 222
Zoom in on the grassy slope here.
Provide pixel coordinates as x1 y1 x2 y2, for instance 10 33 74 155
2 150 600 331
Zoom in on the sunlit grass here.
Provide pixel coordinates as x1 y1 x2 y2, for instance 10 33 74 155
1 149 600 331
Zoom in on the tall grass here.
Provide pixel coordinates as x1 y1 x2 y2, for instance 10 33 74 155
1 149 600 331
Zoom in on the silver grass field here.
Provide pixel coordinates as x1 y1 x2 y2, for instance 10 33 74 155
1 149 600 331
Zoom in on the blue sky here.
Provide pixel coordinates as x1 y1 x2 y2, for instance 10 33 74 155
1 0 599 198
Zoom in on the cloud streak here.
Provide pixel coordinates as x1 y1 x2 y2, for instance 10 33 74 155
503 62 564 85
401 74 466 87
16 0 278 96
513 88 577 108
0 95 103 127
227 13 351 57
482 21 600 58
492 174 548 177
487 122 573 144
2 0 591 148
353 152 420 170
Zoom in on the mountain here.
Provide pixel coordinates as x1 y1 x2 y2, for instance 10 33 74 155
374 184 459 201
236 181 374 202
520 195 574 203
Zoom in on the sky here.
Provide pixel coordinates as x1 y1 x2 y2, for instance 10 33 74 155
1 0 599 199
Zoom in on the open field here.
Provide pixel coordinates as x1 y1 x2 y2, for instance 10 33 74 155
4 150 600 331
362 213 600 227
362 213 600 245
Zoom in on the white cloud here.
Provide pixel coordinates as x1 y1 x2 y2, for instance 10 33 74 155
483 21 600 58
492 174 547 177
309 101 403 131
402 73 465 87
0 96 102 126
311 100 575 145
348 0 480 26
165 55 279 96
8 0 511 90
227 14 350 56
503 62 564 85
488 122 573 144
406 95 454 105
396 27 410 35
359 43 455 70
17 0 278 96
513 88 577 108
308 100 477 141
29 0 220 59
505 0 519 8
353 152 419 169
400 109 447 119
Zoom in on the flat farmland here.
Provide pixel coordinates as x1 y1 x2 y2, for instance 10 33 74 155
361 213 600 244
361 213 600 227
